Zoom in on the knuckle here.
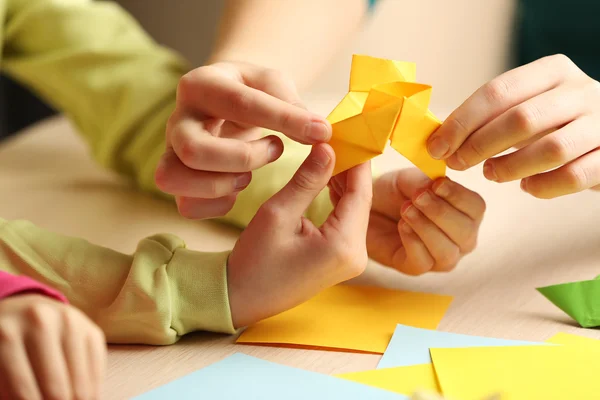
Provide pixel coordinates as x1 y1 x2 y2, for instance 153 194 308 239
239 142 254 171
257 202 286 226
549 53 575 71
228 88 254 116
277 108 295 132
262 68 288 84
542 135 573 164
511 104 540 133
177 68 204 101
445 115 470 139
436 247 461 270
463 138 487 160
483 78 511 104
563 164 590 191
25 303 54 329
405 260 434 276
0 325 17 345
292 170 320 193
461 236 478 254
173 123 200 165
45 385 70 400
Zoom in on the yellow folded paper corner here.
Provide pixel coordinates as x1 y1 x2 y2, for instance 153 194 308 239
327 54 446 178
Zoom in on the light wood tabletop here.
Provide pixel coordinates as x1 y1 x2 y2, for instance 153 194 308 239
2 107 600 399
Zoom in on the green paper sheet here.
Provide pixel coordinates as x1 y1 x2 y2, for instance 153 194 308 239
537 276 600 328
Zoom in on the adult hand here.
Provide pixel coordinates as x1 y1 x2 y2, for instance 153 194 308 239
427 54 600 198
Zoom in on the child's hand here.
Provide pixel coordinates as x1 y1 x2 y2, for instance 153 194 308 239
227 144 372 328
365 169 485 275
427 54 600 199
156 61 331 219
0 295 106 400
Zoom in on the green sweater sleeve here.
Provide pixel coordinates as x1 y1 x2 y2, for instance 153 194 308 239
1 0 333 228
0 218 236 345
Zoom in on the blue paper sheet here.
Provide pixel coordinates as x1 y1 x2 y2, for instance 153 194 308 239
378 324 547 369
134 353 406 399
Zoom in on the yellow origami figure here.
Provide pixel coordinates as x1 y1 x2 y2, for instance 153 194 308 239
327 54 446 178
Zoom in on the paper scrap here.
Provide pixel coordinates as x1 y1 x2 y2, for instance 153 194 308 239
378 324 546 368
546 332 600 347
327 54 445 178
133 353 405 399
237 285 453 354
336 363 440 396
537 276 600 328
430 345 600 400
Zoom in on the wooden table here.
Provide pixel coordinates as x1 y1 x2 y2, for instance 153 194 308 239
2 110 600 399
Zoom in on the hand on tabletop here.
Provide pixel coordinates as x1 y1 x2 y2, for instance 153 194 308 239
427 54 600 198
363 169 485 276
227 144 372 328
155 61 332 219
0 294 106 400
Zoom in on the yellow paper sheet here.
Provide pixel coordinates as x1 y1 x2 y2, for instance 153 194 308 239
546 332 600 348
336 363 440 396
236 285 453 354
430 345 600 400
327 54 446 178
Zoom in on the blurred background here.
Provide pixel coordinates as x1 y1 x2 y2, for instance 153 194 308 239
0 0 517 139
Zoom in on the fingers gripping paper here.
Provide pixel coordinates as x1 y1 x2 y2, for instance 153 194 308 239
327 55 446 178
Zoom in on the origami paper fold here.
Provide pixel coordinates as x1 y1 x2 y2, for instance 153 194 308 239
537 275 600 328
327 55 446 178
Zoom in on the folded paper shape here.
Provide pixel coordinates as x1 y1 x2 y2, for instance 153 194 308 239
430 345 600 400
336 363 441 396
378 324 546 369
133 353 404 399
327 55 446 178
537 275 600 328
236 285 453 354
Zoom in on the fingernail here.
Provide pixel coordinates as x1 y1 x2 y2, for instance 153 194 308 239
520 178 528 192
268 140 282 162
402 202 418 220
235 173 252 190
447 152 467 170
312 146 331 168
483 162 498 182
401 220 413 234
427 137 450 159
305 121 331 142
433 180 450 198
415 190 432 208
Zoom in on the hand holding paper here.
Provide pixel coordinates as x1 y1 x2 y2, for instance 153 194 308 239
366 169 486 275
327 55 446 178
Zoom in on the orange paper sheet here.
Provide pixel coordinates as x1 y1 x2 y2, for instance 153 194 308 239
236 285 453 354
327 54 446 178
336 363 440 396
430 345 600 400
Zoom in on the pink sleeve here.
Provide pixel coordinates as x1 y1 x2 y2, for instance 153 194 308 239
0 271 68 303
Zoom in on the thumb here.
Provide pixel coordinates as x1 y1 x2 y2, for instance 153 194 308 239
262 143 335 228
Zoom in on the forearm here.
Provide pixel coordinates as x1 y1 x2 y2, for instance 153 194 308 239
208 0 368 90
0 218 235 345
